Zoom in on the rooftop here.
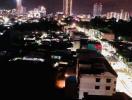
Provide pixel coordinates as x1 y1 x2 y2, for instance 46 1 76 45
77 49 117 76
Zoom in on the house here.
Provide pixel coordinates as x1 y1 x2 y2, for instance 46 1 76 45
77 49 118 99
80 39 102 52
101 32 115 41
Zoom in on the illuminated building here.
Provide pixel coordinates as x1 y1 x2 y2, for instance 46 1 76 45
38 6 47 16
106 12 118 19
120 9 124 19
93 3 102 17
27 6 46 18
63 0 73 16
119 10 130 21
105 10 130 21
124 12 130 21
16 0 23 14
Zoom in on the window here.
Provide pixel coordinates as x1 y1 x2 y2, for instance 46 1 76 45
96 78 100 82
95 86 100 89
113 88 116 91
114 81 116 84
106 79 111 83
83 92 88 97
51 55 61 60
106 86 111 90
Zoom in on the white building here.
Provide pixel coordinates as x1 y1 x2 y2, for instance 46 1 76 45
16 0 23 14
63 0 73 16
93 3 103 17
77 49 117 99
105 10 130 21
27 6 46 18
119 9 130 21
38 6 47 16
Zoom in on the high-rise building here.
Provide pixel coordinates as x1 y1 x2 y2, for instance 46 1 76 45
93 3 102 17
63 0 73 16
105 10 130 21
120 9 124 19
27 6 46 18
16 0 23 14
124 12 129 21
38 6 47 16
119 9 130 21
106 12 118 19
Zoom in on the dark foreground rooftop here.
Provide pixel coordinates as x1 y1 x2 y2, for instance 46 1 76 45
82 92 132 100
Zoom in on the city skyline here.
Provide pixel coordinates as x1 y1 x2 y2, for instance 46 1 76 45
0 0 132 14
0 0 132 100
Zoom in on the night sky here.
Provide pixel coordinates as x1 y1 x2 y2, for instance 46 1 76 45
0 0 132 14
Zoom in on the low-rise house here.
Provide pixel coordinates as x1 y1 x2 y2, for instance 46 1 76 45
77 49 117 99
101 32 115 41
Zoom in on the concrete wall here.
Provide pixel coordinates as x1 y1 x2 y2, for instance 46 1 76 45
101 33 115 41
79 72 116 99
71 41 80 51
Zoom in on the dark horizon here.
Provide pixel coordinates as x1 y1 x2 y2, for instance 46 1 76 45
0 0 132 14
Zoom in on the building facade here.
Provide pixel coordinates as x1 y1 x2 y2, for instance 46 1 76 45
16 0 23 14
93 3 102 17
79 72 117 99
63 0 73 16
77 50 117 99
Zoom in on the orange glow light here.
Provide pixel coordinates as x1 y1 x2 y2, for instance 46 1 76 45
56 80 65 89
